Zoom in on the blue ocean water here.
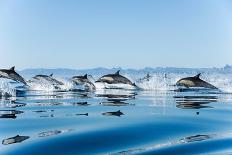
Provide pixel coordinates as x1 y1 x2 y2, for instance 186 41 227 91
1 69 232 155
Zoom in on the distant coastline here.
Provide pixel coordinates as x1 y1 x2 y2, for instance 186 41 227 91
18 65 232 78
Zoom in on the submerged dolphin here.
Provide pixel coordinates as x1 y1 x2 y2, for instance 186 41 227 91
0 66 27 85
176 73 218 89
96 70 137 87
33 74 64 86
71 74 96 90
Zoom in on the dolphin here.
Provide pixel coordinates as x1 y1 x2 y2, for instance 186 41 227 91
0 66 27 85
2 135 30 145
33 74 64 86
71 74 96 90
96 70 137 87
176 73 218 89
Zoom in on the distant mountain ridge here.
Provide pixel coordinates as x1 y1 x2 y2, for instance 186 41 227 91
18 65 232 78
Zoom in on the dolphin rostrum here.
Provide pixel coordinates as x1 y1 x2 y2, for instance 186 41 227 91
176 73 218 89
96 70 137 87
0 66 27 85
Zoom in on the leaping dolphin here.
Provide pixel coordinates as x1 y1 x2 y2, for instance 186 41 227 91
0 66 27 85
176 73 218 89
95 70 137 87
71 74 96 90
32 74 64 86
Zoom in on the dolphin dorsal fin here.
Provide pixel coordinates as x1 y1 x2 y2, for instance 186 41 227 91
83 74 88 79
115 70 120 75
50 73 53 77
10 66 15 71
147 73 150 78
194 73 201 79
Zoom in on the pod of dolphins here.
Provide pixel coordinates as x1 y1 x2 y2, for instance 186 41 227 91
0 66 219 91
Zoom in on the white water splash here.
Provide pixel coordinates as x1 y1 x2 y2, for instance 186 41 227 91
27 78 73 92
0 81 16 97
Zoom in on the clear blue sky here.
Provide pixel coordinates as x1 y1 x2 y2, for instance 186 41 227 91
0 0 231 70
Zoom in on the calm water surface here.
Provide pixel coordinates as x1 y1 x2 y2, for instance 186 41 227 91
1 89 232 155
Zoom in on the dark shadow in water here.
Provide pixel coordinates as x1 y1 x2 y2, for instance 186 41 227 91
36 102 62 106
76 113 88 116
174 88 221 94
0 100 26 108
11 101 27 108
180 134 212 143
38 130 62 137
0 110 24 119
96 92 137 101
174 95 218 100
72 102 90 106
176 103 213 109
0 114 16 119
96 94 135 99
174 95 218 109
2 135 30 145
33 110 47 113
102 110 124 117
40 114 54 118
100 101 133 106
38 129 73 138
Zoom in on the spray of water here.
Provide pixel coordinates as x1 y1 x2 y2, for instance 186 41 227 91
0 81 16 97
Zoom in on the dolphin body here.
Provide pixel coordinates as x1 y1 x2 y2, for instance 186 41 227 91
176 73 218 89
32 74 64 86
0 66 27 85
71 74 96 90
95 70 137 89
